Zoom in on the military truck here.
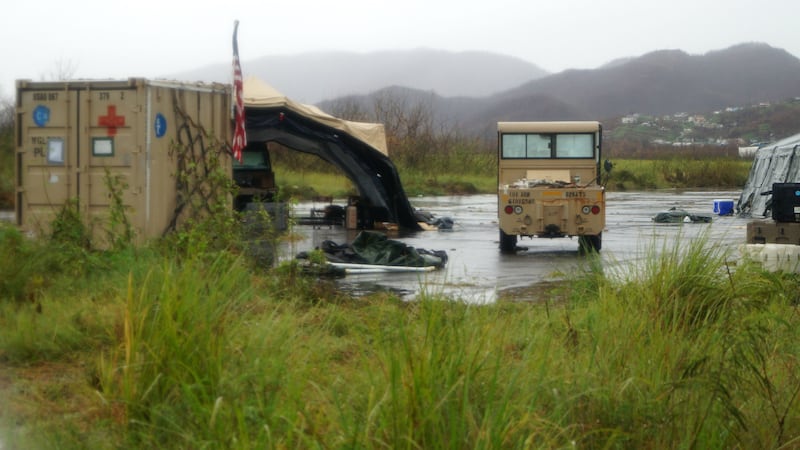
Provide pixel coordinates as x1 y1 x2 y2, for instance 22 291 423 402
497 121 609 253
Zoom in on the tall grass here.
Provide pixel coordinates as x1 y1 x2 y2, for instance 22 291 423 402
611 158 752 190
272 157 751 199
559 232 800 448
272 148 497 198
97 252 256 447
4 218 800 448
273 166 357 200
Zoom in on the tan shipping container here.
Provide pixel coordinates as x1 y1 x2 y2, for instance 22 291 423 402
15 78 232 245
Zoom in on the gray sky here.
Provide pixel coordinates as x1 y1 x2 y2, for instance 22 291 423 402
1 0 798 99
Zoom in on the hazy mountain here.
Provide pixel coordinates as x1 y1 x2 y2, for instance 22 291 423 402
169 48 549 103
495 43 800 120
173 43 800 136
318 86 589 137
317 43 800 135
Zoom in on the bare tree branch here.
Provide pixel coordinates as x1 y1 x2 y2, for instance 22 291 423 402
41 58 79 82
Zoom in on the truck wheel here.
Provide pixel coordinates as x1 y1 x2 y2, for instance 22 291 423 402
579 233 602 253
499 230 517 253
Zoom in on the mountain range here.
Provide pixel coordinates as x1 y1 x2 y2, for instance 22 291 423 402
171 43 800 134
173 48 549 103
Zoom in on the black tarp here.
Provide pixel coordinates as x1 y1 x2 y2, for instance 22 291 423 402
303 230 447 268
242 78 420 230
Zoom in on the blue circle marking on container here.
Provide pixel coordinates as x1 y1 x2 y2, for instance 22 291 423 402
795 190 800 197
33 105 50 127
154 113 167 138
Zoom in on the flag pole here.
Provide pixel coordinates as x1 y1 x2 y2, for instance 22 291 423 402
231 20 246 162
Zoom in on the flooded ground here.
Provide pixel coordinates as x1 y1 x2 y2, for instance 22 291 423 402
0 190 747 303
286 190 746 302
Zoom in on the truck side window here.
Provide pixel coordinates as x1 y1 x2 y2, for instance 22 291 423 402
555 134 594 158
526 134 551 158
502 134 552 158
501 135 526 158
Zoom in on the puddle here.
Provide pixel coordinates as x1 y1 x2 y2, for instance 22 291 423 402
284 190 747 302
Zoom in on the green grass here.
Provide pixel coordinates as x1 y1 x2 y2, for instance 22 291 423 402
273 164 497 199
274 166 358 200
3 216 800 448
273 157 752 200
610 158 752 190
395 170 497 196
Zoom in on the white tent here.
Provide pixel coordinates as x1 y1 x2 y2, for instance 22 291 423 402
738 132 800 217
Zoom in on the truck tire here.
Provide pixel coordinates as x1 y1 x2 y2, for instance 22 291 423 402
579 233 602 253
499 230 517 253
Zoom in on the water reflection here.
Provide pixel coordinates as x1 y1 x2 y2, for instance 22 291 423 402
284 190 747 302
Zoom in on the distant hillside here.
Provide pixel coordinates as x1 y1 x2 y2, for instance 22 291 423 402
170 48 549 103
318 86 589 137
496 42 800 120
174 43 800 139
318 43 800 137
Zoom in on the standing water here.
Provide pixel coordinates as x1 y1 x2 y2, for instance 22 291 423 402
284 190 747 302
0 190 747 302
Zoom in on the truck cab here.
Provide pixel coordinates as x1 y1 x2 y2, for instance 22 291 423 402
497 121 607 253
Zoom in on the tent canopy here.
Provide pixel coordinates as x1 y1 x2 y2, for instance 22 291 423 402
738 132 800 217
242 77 420 229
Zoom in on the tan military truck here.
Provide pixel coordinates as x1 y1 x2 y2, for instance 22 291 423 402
497 121 609 253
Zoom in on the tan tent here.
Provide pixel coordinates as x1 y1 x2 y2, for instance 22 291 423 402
241 77 420 229
243 77 388 155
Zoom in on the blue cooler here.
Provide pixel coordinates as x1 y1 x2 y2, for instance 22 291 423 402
713 199 734 216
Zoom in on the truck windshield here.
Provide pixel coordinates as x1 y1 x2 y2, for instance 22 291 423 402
501 133 594 159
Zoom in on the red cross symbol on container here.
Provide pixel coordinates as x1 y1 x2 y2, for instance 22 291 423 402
98 105 125 136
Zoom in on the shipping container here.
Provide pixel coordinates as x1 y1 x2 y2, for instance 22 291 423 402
15 78 232 245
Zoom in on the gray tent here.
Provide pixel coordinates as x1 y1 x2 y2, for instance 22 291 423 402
738 132 800 217
242 78 421 230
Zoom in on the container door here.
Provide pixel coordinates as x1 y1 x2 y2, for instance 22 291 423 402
16 83 145 244
16 88 79 236
78 87 145 246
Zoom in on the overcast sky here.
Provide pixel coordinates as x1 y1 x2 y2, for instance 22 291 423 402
1 0 798 99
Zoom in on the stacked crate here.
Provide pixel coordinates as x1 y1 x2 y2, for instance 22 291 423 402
747 183 800 245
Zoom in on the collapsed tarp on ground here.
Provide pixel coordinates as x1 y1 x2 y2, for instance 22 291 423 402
297 230 448 271
652 208 712 223
738 132 800 217
242 77 421 230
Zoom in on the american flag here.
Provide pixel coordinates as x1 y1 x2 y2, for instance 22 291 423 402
231 20 246 163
